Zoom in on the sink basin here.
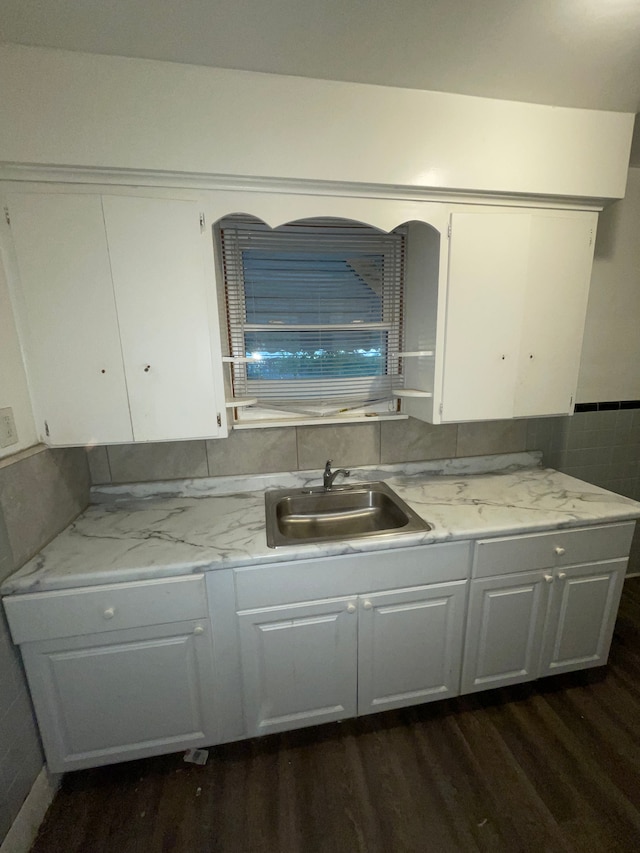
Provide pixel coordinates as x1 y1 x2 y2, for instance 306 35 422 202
265 481 431 548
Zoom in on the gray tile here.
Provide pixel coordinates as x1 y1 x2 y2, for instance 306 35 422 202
571 464 610 488
296 423 380 471
608 460 639 480
0 626 24 718
578 429 616 449
107 441 208 483
587 410 620 429
559 466 592 482
0 795 12 845
206 428 297 476
565 446 613 467
456 419 528 458
380 418 457 464
0 447 90 570
611 443 640 464
605 479 639 499
615 410 635 430
566 412 591 433
86 446 111 485
543 450 565 470
525 416 568 464
0 505 13 585
4 755 39 825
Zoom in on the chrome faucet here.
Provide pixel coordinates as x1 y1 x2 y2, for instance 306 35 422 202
323 459 350 490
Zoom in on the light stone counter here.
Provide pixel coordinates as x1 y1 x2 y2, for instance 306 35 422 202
3 452 640 594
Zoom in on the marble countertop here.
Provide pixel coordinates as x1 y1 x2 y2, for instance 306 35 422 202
3 452 640 595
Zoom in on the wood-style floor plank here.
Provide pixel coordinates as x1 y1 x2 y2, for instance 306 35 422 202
30 578 640 853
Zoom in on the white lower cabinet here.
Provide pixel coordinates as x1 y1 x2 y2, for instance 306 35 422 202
3 575 218 772
238 597 358 736
237 579 468 737
461 522 634 693
461 570 548 692
2 523 636 773
539 560 627 676
357 581 467 715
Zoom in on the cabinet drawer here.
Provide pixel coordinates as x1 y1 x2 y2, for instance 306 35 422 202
473 522 635 579
4 575 208 644
234 542 471 609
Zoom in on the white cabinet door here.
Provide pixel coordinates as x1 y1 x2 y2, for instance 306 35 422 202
514 213 595 417
238 597 358 737
6 192 133 445
22 619 218 772
358 581 467 715
439 208 596 423
461 570 549 693
441 213 528 422
102 196 226 441
540 560 627 677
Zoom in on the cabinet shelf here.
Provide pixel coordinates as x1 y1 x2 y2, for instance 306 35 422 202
391 350 434 358
225 398 258 408
394 389 433 399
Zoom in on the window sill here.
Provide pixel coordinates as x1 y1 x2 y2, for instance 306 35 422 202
231 413 409 430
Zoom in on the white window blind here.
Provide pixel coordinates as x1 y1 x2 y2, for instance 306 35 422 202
219 216 405 417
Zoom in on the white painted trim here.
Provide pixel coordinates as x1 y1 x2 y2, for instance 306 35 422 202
0 767 59 853
0 164 605 211
0 46 631 200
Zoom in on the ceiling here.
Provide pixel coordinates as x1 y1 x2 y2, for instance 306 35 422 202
2 0 640 160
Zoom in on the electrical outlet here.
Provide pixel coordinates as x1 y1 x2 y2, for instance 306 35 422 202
0 407 18 448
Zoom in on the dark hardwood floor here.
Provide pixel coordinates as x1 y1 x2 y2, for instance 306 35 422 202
31 578 640 853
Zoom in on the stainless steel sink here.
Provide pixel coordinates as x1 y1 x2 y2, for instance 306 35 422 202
265 481 431 548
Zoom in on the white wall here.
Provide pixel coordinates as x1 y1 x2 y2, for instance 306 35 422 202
0 44 633 201
577 167 640 402
0 247 37 458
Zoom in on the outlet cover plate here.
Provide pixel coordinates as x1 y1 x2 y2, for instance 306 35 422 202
0 407 18 448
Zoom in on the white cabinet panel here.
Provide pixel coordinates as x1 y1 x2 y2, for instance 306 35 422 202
238 597 358 736
438 208 596 423
540 559 627 676
358 581 467 714
514 214 595 417
22 619 218 772
461 570 548 693
4 574 207 644
473 522 635 579
441 213 528 422
102 196 224 441
6 193 133 445
7 191 227 446
463 524 631 695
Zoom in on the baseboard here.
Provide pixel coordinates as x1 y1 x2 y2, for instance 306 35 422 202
626 572 640 579
0 767 59 853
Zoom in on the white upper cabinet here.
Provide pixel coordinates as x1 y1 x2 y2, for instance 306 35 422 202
6 191 227 445
439 212 529 422
102 196 224 441
436 208 596 423
513 214 595 418
7 193 133 445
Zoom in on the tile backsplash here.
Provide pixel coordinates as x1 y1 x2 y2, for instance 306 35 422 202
0 446 90 845
87 417 539 484
86 413 640 506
